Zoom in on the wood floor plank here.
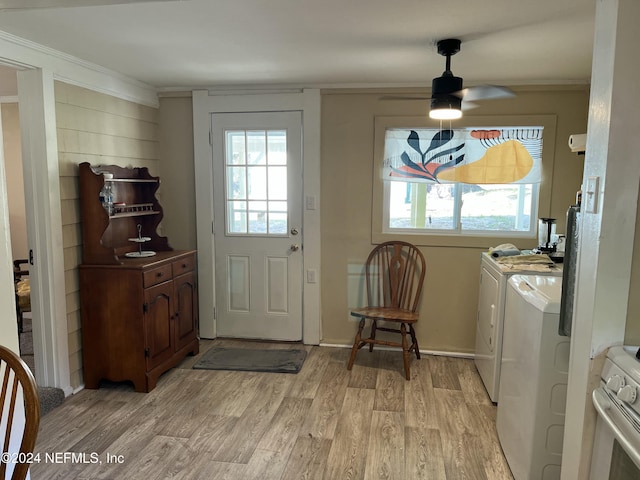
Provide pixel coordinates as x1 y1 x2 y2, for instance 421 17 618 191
405 427 446 480
172 458 246 480
243 448 290 480
281 436 332 480
187 414 239 456
323 387 375 480
404 359 438 430
301 361 350 440
428 355 463 390
35 399 129 454
373 363 405 412
74 415 164 480
287 347 330 399
363 411 405 480
210 374 292 463
347 348 380 389
257 397 312 453
200 370 262 417
113 435 192 480
458 358 493 406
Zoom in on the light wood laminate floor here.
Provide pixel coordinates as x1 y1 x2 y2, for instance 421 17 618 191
31 339 513 480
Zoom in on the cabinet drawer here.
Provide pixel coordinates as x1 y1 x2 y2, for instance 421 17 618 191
143 264 173 287
172 255 195 276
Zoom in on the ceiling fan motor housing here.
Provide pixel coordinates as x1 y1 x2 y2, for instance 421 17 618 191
431 73 463 110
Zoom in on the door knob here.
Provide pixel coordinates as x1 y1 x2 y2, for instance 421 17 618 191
291 244 300 251
291 227 299 235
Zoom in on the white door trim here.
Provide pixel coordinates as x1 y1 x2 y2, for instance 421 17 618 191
17 68 72 395
193 89 321 345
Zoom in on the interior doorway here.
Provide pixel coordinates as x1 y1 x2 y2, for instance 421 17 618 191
0 65 37 374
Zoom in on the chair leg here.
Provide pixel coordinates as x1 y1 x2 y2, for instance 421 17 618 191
369 319 377 352
401 323 411 380
409 324 420 359
347 318 365 370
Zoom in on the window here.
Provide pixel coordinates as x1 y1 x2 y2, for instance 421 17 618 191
372 115 557 246
384 181 537 235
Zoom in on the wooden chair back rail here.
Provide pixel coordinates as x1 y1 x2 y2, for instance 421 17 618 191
0 346 41 480
349 241 426 380
366 242 425 312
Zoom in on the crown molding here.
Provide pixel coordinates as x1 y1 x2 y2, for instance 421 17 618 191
0 30 158 107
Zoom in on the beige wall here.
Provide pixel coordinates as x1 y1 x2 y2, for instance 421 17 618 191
626 198 640 344
55 82 160 389
1 103 28 262
320 86 590 352
158 86 591 353
158 96 196 250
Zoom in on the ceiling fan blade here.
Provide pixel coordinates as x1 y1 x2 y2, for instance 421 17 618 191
379 95 430 101
459 85 515 102
0 0 180 10
461 101 479 111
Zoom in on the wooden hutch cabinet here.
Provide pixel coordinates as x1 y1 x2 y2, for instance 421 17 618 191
78 162 198 393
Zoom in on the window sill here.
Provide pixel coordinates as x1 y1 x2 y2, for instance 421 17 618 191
372 231 537 249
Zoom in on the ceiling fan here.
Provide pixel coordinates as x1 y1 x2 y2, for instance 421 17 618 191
386 38 515 120
0 0 183 11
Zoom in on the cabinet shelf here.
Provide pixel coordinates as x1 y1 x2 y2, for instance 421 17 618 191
108 178 159 184
110 211 161 219
79 162 170 265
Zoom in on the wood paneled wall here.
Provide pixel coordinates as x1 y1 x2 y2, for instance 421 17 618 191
55 82 160 389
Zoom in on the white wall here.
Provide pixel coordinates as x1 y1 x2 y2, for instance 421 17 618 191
1 101 29 262
0 98 20 353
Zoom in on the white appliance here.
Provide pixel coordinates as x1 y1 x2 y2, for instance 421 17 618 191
475 253 562 402
591 346 640 479
497 274 569 480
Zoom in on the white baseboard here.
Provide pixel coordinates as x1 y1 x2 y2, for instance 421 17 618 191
319 342 474 359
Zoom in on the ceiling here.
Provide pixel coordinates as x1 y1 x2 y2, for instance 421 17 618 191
0 0 596 93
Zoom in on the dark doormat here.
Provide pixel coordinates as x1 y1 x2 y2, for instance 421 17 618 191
193 347 307 374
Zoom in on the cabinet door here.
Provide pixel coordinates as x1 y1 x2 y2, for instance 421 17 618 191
144 281 174 370
173 271 198 351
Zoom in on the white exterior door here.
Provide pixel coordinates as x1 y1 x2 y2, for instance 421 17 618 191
211 111 303 340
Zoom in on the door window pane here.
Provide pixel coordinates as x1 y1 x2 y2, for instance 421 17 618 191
227 166 246 199
267 131 287 165
247 166 267 200
228 201 247 233
226 131 246 165
225 129 289 235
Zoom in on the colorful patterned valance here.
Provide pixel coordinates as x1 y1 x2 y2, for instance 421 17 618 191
382 127 543 184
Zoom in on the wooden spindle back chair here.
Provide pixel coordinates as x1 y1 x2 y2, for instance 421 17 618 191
1 345 40 480
347 241 426 380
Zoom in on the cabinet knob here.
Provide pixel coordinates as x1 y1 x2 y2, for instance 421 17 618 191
156 272 163 278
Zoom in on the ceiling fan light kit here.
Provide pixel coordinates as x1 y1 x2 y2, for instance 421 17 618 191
428 38 513 121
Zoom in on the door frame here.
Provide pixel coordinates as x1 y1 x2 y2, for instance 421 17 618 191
193 90 321 344
17 68 72 394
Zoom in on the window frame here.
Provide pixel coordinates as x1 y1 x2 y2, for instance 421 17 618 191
372 114 557 248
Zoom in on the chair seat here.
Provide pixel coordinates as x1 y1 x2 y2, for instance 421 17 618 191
350 307 418 323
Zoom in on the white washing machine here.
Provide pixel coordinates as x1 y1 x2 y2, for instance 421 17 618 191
496 274 570 480
475 253 562 402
